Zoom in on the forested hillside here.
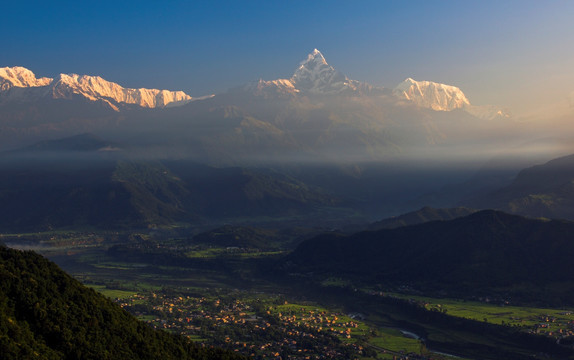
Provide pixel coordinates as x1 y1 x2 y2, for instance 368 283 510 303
288 210 574 305
0 245 244 360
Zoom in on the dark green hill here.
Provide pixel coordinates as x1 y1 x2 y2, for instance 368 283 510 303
367 206 476 230
0 245 243 360
287 210 574 304
467 153 574 220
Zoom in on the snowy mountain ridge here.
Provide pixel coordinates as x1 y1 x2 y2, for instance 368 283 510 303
393 77 470 111
0 66 52 89
243 79 300 98
1 50 509 119
393 77 510 119
0 66 193 110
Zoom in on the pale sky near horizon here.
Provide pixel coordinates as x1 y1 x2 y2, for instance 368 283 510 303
2 0 574 118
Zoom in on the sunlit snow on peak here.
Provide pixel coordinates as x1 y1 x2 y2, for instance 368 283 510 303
0 66 195 110
394 78 470 111
0 66 53 90
290 49 359 94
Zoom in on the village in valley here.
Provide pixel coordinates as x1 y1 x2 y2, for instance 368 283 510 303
101 286 574 360
115 290 379 359
107 288 440 359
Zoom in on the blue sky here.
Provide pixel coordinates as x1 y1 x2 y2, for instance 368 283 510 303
2 1 574 117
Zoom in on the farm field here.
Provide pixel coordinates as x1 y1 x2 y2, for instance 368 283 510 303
388 293 574 337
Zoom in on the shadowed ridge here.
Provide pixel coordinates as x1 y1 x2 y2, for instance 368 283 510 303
287 210 574 304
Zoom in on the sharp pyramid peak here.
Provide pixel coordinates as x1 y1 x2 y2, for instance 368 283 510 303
288 49 361 95
395 78 418 91
292 49 333 79
300 48 328 67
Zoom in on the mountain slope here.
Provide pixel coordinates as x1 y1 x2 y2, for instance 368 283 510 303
287 210 574 304
0 245 243 360
367 206 476 230
467 153 574 220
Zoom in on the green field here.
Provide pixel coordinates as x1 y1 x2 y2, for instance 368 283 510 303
389 293 574 335
368 328 423 354
185 247 285 259
86 284 137 300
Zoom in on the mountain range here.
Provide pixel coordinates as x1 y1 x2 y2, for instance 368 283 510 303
0 49 522 162
0 49 507 118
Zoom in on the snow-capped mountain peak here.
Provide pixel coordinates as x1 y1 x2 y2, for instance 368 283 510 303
0 66 52 90
290 49 358 94
300 48 329 67
394 78 470 111
393 78 509 119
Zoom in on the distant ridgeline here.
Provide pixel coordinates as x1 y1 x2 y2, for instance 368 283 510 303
0 245 244 360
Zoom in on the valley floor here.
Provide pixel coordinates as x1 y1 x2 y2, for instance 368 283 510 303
3 230 573 360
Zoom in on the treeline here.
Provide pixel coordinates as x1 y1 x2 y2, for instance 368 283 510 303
0 245 245 360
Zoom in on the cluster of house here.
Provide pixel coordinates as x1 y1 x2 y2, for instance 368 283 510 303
273 308 360 339
530 314 574 337
117 292 368 359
